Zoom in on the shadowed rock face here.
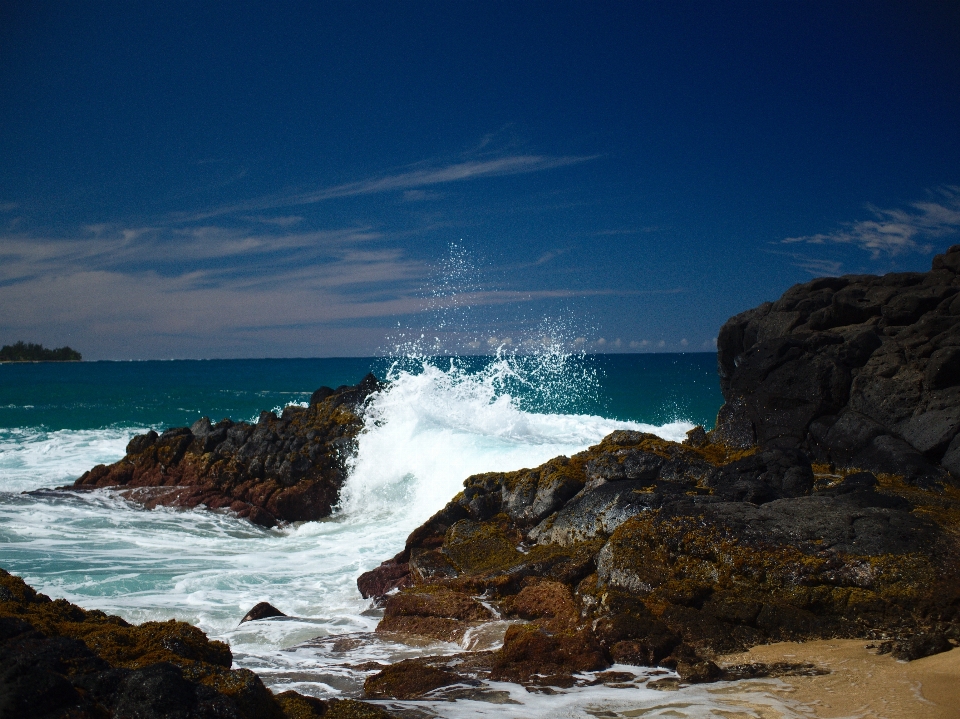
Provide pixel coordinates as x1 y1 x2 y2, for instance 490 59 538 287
68 374 381 527
716 245 960 487
0 569 396 719
359 250 960 695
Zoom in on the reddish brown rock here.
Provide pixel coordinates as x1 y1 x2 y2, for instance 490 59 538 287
490 624 607 684
376 588 493 642
68 374 381 527
357 555 413 599
363 658 464 699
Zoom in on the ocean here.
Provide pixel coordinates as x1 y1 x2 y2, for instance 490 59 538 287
0 353 807 717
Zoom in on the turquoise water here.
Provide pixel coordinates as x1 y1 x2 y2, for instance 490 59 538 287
0 353 721 431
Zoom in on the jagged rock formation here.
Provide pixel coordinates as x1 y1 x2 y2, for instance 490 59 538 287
716 244 960 487
0 569 393 719
358 249 960 696
68 374 381 527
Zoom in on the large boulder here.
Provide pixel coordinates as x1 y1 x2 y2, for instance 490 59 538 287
716 246 960 487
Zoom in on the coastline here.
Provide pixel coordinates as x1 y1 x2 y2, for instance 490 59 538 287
717 640 960 718
4 249 960 716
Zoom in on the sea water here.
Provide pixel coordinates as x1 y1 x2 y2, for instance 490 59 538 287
0 354 808 717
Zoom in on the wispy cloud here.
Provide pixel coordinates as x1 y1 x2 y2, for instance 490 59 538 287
764 249 843 276
0 225 385 287
0 217 668 358
783 186 960 257
178 154 598 221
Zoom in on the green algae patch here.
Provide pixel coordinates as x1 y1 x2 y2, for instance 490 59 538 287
443 519 525 574
490 622 607 684
589 430 756 469
0 570 232 670
499 455 586 494
595 510 948 649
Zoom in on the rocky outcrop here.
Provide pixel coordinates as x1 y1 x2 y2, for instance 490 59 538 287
359 429 960 693
68 374 381 527
359 249 960 695
0 569 393 719
716 245 960 487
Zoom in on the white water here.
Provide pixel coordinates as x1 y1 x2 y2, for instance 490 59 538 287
0 427 140 493
0 358 805 716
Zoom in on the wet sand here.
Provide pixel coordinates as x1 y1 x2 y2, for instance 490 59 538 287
716 640 960 719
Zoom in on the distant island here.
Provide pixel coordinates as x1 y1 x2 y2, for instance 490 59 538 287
0 341 82 362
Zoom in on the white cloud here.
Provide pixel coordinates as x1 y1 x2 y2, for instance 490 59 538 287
792 256 844 276
702 337 718 349
680 338 688 347
0 210 684 357
181 154 599 221
596 337 607 346
783 186 960 257
657 340 666 348
763 249 843 277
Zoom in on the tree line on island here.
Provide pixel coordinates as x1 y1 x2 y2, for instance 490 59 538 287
0 341 82 362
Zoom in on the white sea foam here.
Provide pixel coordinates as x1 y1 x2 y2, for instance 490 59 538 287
341 359 692 527
0 427 145 493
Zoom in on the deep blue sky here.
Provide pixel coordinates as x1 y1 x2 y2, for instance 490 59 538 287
1 2 959 359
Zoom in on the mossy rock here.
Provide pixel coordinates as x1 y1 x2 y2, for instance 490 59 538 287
443 519 525 574
364 658 463 699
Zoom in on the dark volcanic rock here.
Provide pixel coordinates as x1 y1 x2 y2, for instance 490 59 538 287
240 602 286 624
706 447 814 503
69 373 382 527
359 252 960 685
0 569 396 719
360 429 959 683
890 632 953 661
717 246 960 487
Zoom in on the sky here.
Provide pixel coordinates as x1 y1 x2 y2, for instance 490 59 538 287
1 1 959 360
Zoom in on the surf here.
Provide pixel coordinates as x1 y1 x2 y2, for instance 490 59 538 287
0 351 721 712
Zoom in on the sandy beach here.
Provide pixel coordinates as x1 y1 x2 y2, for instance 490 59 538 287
716 640 960 719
